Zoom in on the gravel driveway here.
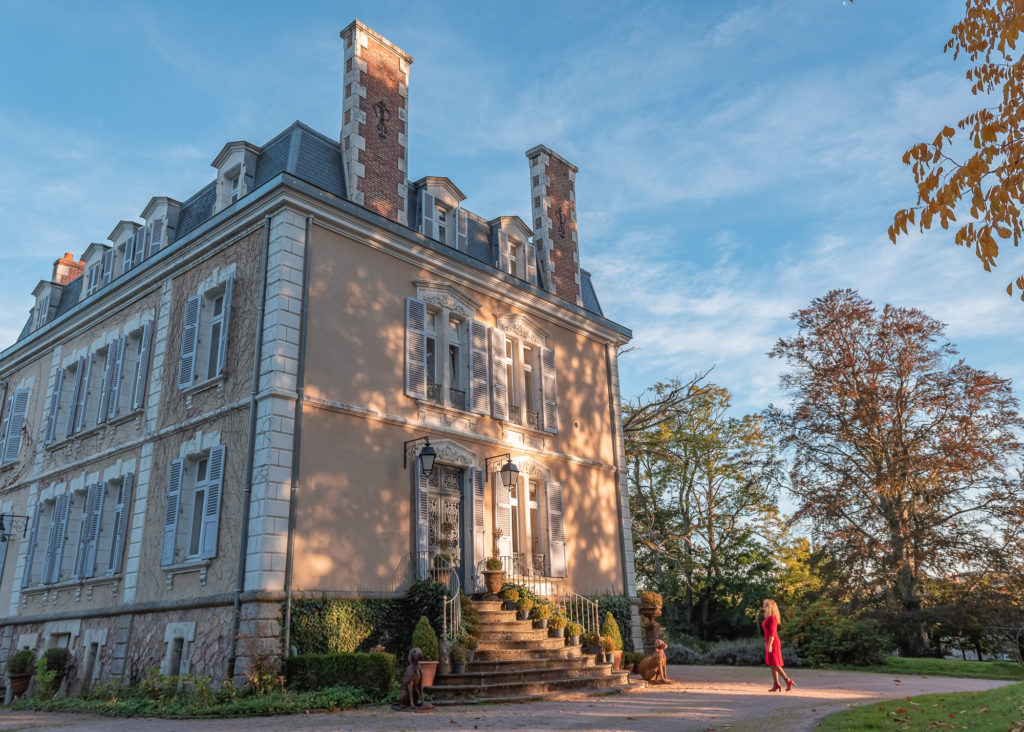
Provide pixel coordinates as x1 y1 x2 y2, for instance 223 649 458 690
0 665 1013 732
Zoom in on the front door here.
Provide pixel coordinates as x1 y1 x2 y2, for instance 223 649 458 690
427 466 463 579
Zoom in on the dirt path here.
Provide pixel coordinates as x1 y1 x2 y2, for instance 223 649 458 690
0 665 1013 732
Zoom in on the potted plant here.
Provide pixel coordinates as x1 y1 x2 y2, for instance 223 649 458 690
548 613 567 639
42 647 73 696
530 601 551 629
463 633 478 663
601 612 625 671
566 622 583 646
411 616 440 687
516 596 534 621
501 587 519 612
639 590 663 624
601 636 614 664
582 630 599 654
450 643 467 674
5 648 36 699
482 556 505 597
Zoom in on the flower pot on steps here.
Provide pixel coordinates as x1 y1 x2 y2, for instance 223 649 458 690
420 660 438 688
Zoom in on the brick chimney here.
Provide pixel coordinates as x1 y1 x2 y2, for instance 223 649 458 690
340 21 412 226
52 252 85 285
527 145 582 306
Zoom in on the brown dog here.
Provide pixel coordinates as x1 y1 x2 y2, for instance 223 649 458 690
636 639 670 683
396 647 424 708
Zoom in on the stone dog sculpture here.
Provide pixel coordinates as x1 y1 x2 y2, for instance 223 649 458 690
636 639 671 683
395 647 430 709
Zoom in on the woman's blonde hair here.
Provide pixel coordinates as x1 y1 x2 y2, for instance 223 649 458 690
762 598 781 621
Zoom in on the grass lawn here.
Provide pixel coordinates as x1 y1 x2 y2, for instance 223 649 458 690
817 680 1024 731
822 656 1024 681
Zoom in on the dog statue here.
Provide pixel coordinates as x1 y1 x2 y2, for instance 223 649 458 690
395 647 425 708
636 639 671 683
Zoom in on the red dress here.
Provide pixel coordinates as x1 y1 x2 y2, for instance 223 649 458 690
763 615 784 666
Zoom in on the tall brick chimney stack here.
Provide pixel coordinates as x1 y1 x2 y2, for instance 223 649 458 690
340 21 413 226
527 145 582 306
52 252 85 285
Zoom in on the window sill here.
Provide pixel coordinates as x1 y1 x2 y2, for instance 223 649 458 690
416 399 483 433
162 559 210 590
181 374 226 407
21 574 121 605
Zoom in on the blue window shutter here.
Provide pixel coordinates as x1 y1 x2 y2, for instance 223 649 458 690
110 472 133 573
0 513 8 584
470 468 486 577
73 354 93 434
45 368 64 444
489 328 509 421
73 484 98 580
540 346 559 434
2 389 30 464
493 472 512 557
96 342 115 424
101 248 114 284
526 242 538 286
132 321 154 410
107 337 126 420
178 295 201 390
122 233 136 274
64 358 85 439
497 231 511 273
20 504 41 588
455 207 469 252
414 459 430 579
418 188 437 240
44 494 71 584
199 445 225 559
469 321 490 415
216 276 233 376
547 481 567 578
84 482 105 579
405 297 428 399
161 459 184 566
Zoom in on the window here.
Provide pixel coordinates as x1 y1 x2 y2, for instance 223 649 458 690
491 466 566 578
34 296 50 329
406 297 487 413
178 275 233 390
497 234 538 285
489 327 558 433
0 388 30 464
436 206 448 244
160 446 225 566
227 171 241 204
86 263 103 296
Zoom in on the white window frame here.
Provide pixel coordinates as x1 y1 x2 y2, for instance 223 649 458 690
178 273 233 390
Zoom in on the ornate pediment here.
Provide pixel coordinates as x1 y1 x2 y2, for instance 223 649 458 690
495 314 548 345
406 438 477 467
414 280 481 319
487 454 550 480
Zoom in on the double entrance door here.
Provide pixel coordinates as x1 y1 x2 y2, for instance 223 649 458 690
427 465 464 582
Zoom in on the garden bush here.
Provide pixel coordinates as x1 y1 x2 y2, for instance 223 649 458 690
410 616 439 661
588 594 635 651
788 599 891 666
285 652 395 697
601 611 624 651
665 643 703 665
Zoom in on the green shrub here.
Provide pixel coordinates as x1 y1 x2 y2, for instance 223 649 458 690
665 643 703 665
623 651 645 667
601 611 624 651
462 634 478 651
501 588 519 604
285 652 394 697
566 622 583 637
601 636 614 653
6 649 36 675
459 592 480 641
43 648 72 675
450 644 466 663
582 630 599 647
531 603 552 621
516 597 534 612
788 600 891 666
485 557 503 571
410 616 439 661
549 614 567 630
588 594 635 651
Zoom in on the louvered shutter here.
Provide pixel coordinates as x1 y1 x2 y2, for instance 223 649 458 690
73 354 93 434
45 367 64 444
45 494 71 584
199 445 225 559
404 297 428 399
489 328 509 420
20 505 40 588
178 295 201 390
493 472 513 557
150 218 165 253
107 337 126 420
110 472 133 573
469 321 490 414
132 321 154 410
216 276 233 376
74 484 96 579
470 468 486 579
418 188 437 240
414 459 430 579
0 514 8 583
455 207 469 252
135 224 149 265
101 249 113 284
84 482 105 578
540 346 559 434
98 340 116 422
547 481 567 577
497 231 511 273
2 389 30 464
0 396 11 453
161 458 184 566
122 233 135 274
64 358 85 439
526 242 538 285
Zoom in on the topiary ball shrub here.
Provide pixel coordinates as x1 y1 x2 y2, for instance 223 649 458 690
411 616 439 662
601 611 624 651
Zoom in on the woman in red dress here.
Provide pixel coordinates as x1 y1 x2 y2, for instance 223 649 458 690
762 599 794 692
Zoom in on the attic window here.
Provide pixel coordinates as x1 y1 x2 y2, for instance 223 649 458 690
228 171 241 204
35 295 50 329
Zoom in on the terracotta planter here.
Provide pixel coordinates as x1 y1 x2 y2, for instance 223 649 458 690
612 650 623 671
420 660 438 688
7 673 32 699
482 570 505 597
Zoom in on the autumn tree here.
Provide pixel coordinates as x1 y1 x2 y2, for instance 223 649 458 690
891 0 1024 299
767 289 1024 656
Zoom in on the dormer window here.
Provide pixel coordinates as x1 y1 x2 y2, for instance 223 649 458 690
228 171 241 203
436 206 448 244
414 177 468 251
491 217 538 286
211 141 260 214
35 295 50 329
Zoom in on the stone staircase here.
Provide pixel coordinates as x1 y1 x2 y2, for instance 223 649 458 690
427 599 640 704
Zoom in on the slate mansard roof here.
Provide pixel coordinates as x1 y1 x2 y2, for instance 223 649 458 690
13 120 607 346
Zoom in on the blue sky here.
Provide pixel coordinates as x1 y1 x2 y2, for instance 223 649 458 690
2 0 1022 417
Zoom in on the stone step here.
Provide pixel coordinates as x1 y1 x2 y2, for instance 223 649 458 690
477 637 569 651
427 671 633 701
464 655 596 674
471 646 584 662
433 664 614 687
478 628 552 642
430 679 647 706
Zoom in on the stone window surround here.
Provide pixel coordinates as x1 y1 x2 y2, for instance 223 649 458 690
161 621 196 676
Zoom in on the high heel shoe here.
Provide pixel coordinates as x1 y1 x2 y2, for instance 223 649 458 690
785 678 795 692
769 683 782 692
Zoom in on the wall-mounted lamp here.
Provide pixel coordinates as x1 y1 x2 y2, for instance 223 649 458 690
0 514 29 543
485 453 520 491
403 436 437 477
